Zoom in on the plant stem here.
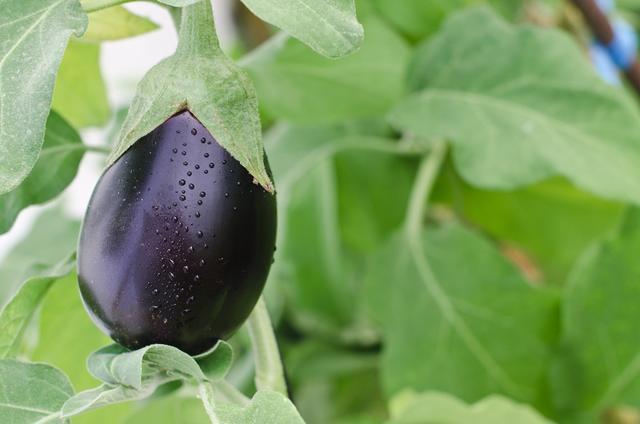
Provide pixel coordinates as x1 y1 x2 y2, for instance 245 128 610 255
177 0 220 57
198 382 221 424
81 0 131 13
404 141 448 236
246 297 287 396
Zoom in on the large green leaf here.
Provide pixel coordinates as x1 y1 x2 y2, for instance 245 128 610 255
0 254 75 358
387 391 553 423
389 7 640 205
240 0 363 58
434 166 625 284
0 359 74 424
266 123 419 342
0 0 86 195
559 208 640 417
112 0 273 191
244 14 409 123
0 112 85 235
82 6 158 42
52 41 110 128
366 224 559 410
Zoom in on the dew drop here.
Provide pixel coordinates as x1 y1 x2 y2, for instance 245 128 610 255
182 142 187 147
199 191 206 198
187 171 192 176
183 265 189 274
201 137 206 143
172 148 178 154
191 128 197 135
183 161 188 166
179 195 186 201
152 289 158 295
189 183 195 189
199 259 206 266
172 216 178 223
187 296 195 304
222 160 227 165
168 259 175 267
194 275 200 283
209 162 214 168
169 272 175 280
204 170 209 174
178 179 186 186
204 153 210 158
224 192 229 198
195 211 201 218
195 164 200 170
163 318 168 324
197 199 203 205
181 151 187 156
188 246 194 253
197 231 203 238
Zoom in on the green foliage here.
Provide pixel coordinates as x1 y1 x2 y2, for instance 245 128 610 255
83 6 158 41
0 112 85 234
52 41 110 128
0 360 74 424
390 7 640 205
243 13 409 123
366 224 559 410
0 0 86 195
239 0 363 58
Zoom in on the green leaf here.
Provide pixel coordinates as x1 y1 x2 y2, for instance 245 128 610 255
0 0 87 195
266 123 418 342
112 0 273 192
433 168 625 284
389 7 640 205
366 224 558 408
216 389 306 424
52 40 110 128
243 15 409 123
82 6 158 42
32 272 111 390
62 341 233 417
239 0 363 58
559 208 640 416
0 359 74 424
0 254 75 358
0 112 85 235
0 208 80 305
387 391 554 423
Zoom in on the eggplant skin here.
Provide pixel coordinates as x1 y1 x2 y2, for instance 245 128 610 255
78 111 276 355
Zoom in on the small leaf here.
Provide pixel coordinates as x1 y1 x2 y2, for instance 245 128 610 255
82 6 158 42
389 7 640 205
387 391 554 423
52 41 110 128
216 390 306 424
0 359 74 424
62 341 233 417
112 0 273 191
0 253 75 358
0 112 86 234
240 0 363 58
243 14 409 123
366 224 558 406
0 0 87 195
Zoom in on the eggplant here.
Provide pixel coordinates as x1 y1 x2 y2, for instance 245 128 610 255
78 111 276 355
